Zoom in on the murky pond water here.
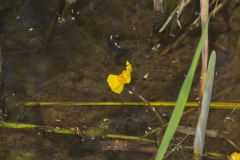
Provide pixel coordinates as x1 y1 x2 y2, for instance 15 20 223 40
0 0 240 159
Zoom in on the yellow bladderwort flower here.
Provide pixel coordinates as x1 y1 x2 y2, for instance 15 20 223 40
230 152 240 160
107 61 132 94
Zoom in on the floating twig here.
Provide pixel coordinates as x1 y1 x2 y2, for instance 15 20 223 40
224 103 240 122
225 138 240 151
156 0 227 56
159 0 192 33
164 135 189 159
132 90 165 128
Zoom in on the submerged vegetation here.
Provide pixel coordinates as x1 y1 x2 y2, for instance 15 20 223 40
0 0 240 160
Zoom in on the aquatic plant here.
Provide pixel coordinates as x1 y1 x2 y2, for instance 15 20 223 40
16 101 240 109
154 22 209 160
193 51 216 159
193 0 211 159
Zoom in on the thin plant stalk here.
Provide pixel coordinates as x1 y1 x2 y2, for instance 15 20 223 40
133 91 164 127
16 101 240 110
193 1 210 159
200 0 209 97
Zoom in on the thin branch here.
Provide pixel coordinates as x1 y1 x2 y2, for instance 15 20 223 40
159 0 192 33
132 90 165 128
156 0 227 56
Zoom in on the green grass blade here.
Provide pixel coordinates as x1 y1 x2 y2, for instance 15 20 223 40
155 22 209 160
0 122 41 129
193 51 216 156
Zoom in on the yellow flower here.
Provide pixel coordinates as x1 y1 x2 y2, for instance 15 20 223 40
107 61 132 94
126 60 132 73
230 152 240 160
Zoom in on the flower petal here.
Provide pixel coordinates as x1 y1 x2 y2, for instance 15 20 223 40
126 61 132 73
121 70 131 84
107 74 124 94
230 152 240 160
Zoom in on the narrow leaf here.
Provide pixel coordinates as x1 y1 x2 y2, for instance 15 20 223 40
193 51 216 156
155 22 209 160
